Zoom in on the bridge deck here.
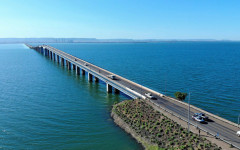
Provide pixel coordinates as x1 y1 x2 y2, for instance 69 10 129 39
27 44 240 149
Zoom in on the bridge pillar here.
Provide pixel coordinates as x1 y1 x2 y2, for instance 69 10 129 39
61 58 64 66
36 47 39 52
107 84 112 93
67 61 71 70
88 73 93 82
66 60 68 67
57 55 59 63
114 88 120 94
47 50 50 57
77 66 80 75
53 53 56 61
45 49 47 56
50 51 53 60
82 69 85 75
72 64 76 70
95 77 99 82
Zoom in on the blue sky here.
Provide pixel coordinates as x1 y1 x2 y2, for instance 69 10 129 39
0 0 240 40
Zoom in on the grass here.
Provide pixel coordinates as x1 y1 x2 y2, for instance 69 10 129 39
113 99 221 150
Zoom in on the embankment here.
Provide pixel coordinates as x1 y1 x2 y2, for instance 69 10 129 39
111 99 221 150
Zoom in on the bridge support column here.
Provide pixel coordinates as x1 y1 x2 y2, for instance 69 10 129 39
36 47 39 52
114 88 120 94
107 84 112 93
57 55 59 63
53 53 56 61
95 77 99 82
72 64 76 70
61 58 64 66
50 51 53 60
77 66 80 75
88 73 93 82
67 61 71 70
45 49 47 56
82 69 85 75
47 50 50 57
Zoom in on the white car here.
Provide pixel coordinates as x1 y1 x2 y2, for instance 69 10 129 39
237 131 240 137
192 115 205 123
145 93 156 99
108 75 116 80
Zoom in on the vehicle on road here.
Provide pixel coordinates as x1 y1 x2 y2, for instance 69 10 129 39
145 93 156 99
84 63 88 66
75 59 77 61
192 114 205 123
193 113 209 121
108 75 116 80
237 131 240 137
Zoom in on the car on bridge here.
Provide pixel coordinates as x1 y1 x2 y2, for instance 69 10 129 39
192 115 205 123
237 131 240 137
193 113 209 121
145 93 156 100
108 75 117 80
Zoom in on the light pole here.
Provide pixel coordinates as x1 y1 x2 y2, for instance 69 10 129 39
188 92 191 132
238 114 240 128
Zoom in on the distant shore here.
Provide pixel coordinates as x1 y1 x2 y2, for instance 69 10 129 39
0 38 240 44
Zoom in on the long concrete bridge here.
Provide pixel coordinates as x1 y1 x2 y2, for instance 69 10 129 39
26 44 240 149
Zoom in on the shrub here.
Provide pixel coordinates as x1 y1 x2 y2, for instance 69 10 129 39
174 91 187 101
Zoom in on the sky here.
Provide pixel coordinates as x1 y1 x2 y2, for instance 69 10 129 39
0 0 240 40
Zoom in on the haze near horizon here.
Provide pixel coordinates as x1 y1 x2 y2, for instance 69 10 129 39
0 0 240 40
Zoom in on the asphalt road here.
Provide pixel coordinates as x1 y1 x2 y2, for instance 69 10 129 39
42 45 240 149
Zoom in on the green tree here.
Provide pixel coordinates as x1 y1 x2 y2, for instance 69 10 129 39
174 92 187 101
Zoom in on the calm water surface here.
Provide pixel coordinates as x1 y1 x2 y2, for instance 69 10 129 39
0 44 141 149
1 42 240 149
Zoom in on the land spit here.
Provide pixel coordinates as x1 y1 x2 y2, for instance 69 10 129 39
111 99 222 150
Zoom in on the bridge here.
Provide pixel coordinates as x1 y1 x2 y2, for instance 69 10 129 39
26 44 240 149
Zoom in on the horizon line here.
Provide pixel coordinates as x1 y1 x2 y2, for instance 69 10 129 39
0 37 240 42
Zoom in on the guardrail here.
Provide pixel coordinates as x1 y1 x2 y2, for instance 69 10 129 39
164 95 239 128
148 99 240 150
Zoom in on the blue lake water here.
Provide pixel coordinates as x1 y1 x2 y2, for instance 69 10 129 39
0 44 141 149
0 42 240 149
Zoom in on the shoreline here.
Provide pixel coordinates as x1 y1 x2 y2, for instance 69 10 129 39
111 101 158 150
